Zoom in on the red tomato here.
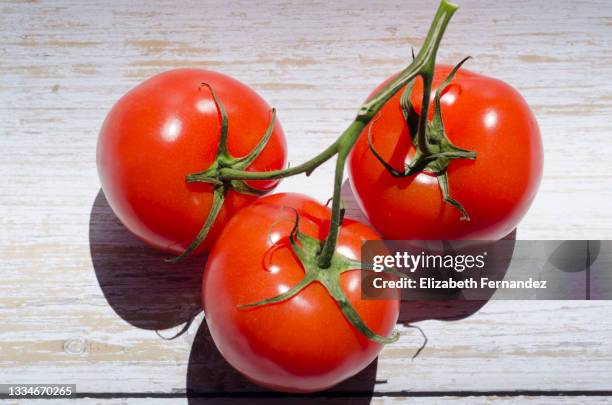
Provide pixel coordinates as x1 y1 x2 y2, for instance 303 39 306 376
203 193 399 393
349 65 543 240
97 69 286 254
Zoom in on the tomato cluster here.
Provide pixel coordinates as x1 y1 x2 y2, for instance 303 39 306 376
96 1 542 394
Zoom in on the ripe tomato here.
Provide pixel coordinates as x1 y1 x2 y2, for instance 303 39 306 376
97 69 286 254
203 193 399 393
349 65 543 240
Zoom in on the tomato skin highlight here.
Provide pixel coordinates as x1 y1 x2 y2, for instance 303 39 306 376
97 69 287 254
349 65 543 241
203 193 399 393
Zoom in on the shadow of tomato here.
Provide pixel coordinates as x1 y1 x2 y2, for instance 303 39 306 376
89 188 204 331
341 179 516 324
186 318 379 405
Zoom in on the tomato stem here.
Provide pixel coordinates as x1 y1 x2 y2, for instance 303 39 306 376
232 0 461 345
319 0 459 268
218 0 458 183
219 0 459 268
218 140 340 181
316 132 358 267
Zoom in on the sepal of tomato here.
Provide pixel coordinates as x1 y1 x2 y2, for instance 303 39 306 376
203 193 400 393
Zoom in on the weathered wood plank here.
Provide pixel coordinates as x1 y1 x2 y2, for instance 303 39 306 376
1 0 612 400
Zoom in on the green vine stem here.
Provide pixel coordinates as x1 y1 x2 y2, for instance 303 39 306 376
180 0 465 344
178 1 465 345
218 0 460 268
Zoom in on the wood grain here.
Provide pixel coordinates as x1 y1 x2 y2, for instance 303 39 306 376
1 0 612 403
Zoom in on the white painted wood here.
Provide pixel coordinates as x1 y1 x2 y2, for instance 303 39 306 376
2 0 612 402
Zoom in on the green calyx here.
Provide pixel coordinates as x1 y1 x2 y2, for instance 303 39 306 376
239 209 400 344
368 56 477 221
167 83 276 262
